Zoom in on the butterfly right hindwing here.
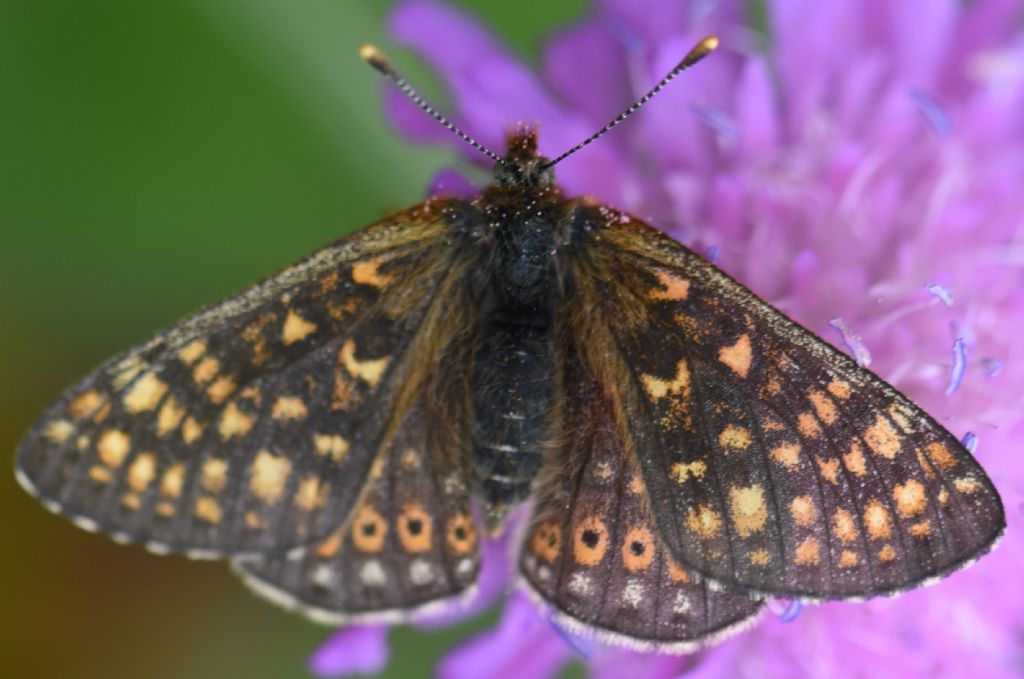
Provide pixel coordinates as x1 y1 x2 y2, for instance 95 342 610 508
519 337 764 650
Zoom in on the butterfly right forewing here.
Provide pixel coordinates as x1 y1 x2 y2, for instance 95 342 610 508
563 209 1004 600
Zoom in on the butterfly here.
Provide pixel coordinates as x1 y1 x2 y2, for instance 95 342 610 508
15 36 1005 654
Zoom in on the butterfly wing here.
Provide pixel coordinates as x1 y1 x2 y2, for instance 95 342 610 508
519 340 764 651
563 207 1005 600
15 204 472 558
234 376 481 624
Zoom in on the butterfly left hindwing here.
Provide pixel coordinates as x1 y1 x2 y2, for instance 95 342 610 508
15 208 471 558
561 213 1005 600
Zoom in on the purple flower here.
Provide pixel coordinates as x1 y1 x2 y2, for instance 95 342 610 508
313 0 1024 676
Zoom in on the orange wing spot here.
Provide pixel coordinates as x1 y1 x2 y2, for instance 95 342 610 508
864 500 893 540
206 376 237 405
628 474 647 495
218 403 253 440
718 425 752 452
573 515 609 566
241 313 276 366
686 504 723 539
925 442 958 470
397 503 433 553
640 359 691 400
42 419 75 444
76 435 90 452
670 460 707 483
762 417 785 432
916 450 937 480
938 487 950 506
446 514 477 555
181 416 204 444
272 395 308 421
893 479 928 518
339 340 391 386
315 528 344 558
201 458 229 493
294 476 327 511
244 511 267 530
156 397 186 437
909 520 932 538
282 310 318 345
352 259 394 289
88 465 112 484
195 496 222 524
160 463 185 498
69 390 104 420
122 372 168 414
729 485 768 537
621 525 655 571
92 402 112 424
878 544 897 562
864 415 901 459
351 505 388 553
843 442 868 476
718 334 752 378
648 270 690 301
763 376 783 397
790 495 817 528
155 501 175 518
808 390 838 425
832 508 858 544
953 476 982 494
121 493 141 510
770 442 801 470
249 450 292 504
177 339 207 366
313 433 349 461
531 520 561 563
666 557 691 583
192 357 220 386
127 452 157 492
797 413 822 439
794 537 821 566
594 461 613 480
96 429 131 468
749 548 772 566
839 550 859 568
816 456 840 485
826 380 852 400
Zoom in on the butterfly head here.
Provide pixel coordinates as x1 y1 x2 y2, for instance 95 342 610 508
492 128 555 190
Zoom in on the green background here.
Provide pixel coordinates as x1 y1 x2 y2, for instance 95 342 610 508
1 2 586 677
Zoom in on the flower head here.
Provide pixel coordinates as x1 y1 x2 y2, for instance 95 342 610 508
314 0 1024 676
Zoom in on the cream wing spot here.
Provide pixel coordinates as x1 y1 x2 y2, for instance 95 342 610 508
122 372 168 413
96 429 131 468
794 537 821 566
282 310 317 345
670 460 707 483
790 495 817 528
718 425 752 452
272 395 308 421
313 433 349 461
156 397 186 437
864 500 893 540
249 450 293 504
640 359 690 400
218 403 253 440
42 420 75 444
729 485 768 537
177 339 206 365
770 442 801 470
206 376 237 405
126 453 157 492
192 357 219 386
893 479 928 518
201 458 229 493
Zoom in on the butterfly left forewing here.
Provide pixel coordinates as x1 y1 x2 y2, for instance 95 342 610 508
15 209 465 557
564 209 1004 600
519 340 764 651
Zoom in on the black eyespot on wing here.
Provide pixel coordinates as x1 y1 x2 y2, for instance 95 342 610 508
561 211 1004 601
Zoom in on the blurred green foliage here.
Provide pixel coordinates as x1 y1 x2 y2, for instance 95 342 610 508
0 2 585 677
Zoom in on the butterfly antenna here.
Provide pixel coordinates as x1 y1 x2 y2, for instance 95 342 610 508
543 36 719 169
360 44 509 167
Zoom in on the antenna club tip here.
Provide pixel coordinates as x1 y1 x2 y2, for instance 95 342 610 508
359 43 395 75
679 35 719 68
